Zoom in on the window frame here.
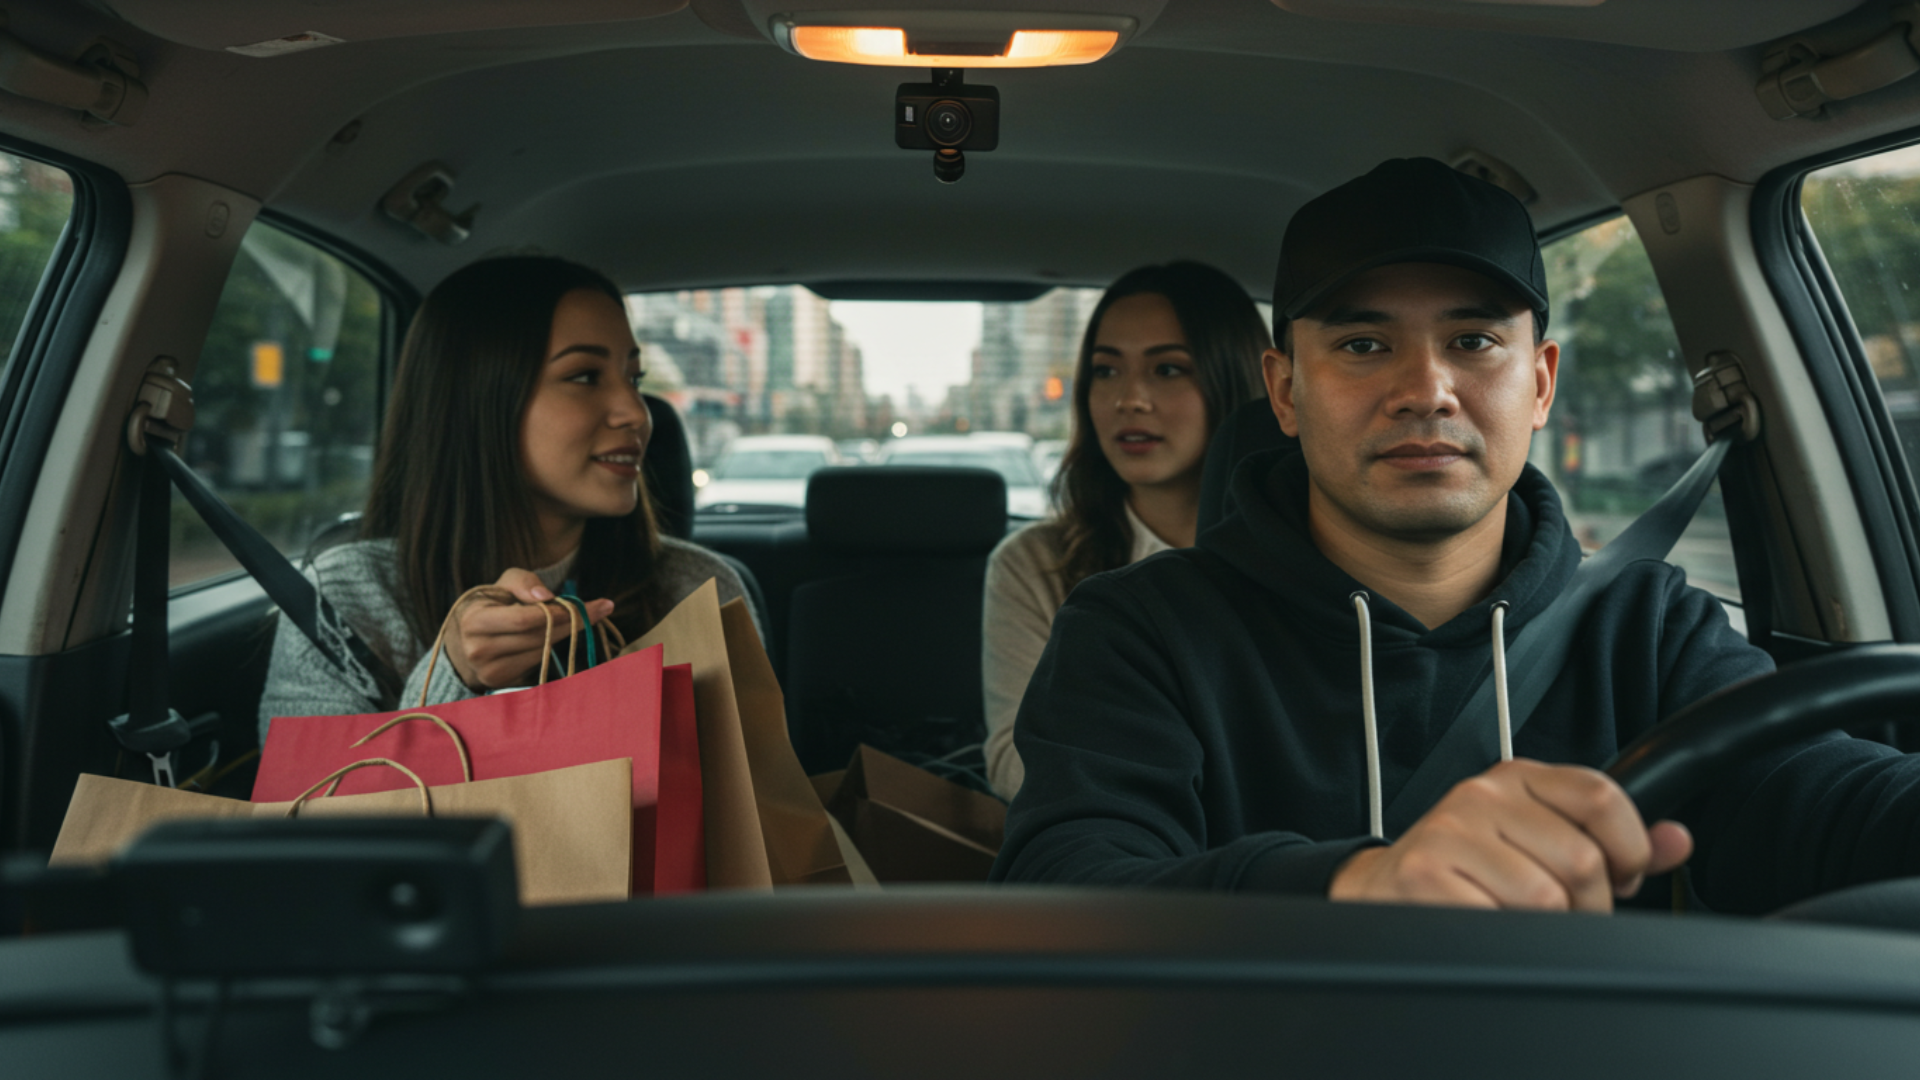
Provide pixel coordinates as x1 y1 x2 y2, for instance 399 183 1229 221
253 208 420 418
1754 127 1920 642
162 211 418 598
0 136 130 595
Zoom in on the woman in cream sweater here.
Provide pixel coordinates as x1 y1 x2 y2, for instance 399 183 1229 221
983 262 1271 798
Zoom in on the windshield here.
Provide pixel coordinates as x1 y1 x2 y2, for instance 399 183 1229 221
713 449 830 480
885 448 1042 487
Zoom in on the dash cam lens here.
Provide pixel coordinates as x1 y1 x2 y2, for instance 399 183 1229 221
925 100 972 147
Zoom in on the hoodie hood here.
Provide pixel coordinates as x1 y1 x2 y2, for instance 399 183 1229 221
1200 448 1583 651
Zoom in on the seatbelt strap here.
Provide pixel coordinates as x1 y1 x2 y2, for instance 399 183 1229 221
1380 436 1733 837
110 455 192 786
111 361 401 785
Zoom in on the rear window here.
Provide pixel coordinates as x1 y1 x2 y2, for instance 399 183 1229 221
884 447 1043 487
630 285 1110 517
714 449 831 480
630 285 1272 517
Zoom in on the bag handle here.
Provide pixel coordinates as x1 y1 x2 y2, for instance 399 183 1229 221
418 585 595 707
349 711 473 783
285 758 432 818
600 618 627 659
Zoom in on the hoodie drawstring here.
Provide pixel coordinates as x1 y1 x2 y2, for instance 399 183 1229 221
1350 591 1384 840
1491 601 1513 762
1350 594 1517 841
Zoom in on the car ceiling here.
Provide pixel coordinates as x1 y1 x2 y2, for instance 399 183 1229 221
1 0 1913 299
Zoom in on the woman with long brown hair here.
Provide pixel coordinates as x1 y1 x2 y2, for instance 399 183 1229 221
982 261 1270 798
260 256 758 737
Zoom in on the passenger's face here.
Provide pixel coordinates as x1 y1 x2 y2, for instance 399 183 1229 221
1265 263 1557 542
1086 292 1211 492
520 288 651 527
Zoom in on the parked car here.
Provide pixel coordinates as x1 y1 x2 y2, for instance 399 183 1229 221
693 435 839 511
878 435 1050 518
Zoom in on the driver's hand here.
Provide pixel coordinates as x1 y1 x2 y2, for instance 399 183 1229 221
1328 759 1693 912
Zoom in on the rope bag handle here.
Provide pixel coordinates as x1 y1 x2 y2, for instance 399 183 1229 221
348 711 473 783
419 585 604 707
285 758 431 818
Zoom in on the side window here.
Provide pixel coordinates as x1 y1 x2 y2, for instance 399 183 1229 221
1536 217 1744 621
0 152 74 372
171 223 386 588
1801 146 1920 491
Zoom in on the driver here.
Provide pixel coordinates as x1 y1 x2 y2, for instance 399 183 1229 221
991 157 1920 913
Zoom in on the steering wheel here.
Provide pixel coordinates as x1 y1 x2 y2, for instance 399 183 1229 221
1605 642 1920 927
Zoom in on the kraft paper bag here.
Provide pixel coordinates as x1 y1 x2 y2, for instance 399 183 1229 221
254 644 701 895
626 580 874 889
823 745 1005 884
721 598 875 888
52 758 634 907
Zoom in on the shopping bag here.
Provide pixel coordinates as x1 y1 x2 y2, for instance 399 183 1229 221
625 580 873 888
254 590 702 894
820 745 1006 883
51 758 633 906
721 597 874 887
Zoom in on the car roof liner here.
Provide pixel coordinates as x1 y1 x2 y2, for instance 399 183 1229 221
805 280 1055 302
1269 0 1861 52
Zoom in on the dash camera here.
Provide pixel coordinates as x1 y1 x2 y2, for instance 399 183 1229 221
896 70 998 183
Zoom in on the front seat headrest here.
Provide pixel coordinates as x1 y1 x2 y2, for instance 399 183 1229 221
1197 398 1300 534
807 467 1007 556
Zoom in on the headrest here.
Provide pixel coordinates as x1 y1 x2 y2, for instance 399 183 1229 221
641 393 694 540
806 467 1007 556
1197 398 1301 534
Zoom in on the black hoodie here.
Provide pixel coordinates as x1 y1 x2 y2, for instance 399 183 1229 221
991 450 1920 913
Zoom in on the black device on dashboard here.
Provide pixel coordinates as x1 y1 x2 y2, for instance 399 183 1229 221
895 69 998 183
118 817 518 977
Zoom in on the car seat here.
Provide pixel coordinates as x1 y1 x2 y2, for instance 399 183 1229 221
1196 398 1301 534
784 466 1006 782
640 393 696 542
638 394 771 630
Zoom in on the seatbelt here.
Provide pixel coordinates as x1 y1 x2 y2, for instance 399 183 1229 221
111 360 401 785
1381 355 1761 837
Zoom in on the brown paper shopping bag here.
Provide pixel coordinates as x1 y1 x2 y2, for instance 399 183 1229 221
823 745 1005 883
721 598 875 888
626 580 873 889
51 758 633 907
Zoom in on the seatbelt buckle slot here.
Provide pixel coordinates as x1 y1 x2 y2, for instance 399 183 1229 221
126 356 194 456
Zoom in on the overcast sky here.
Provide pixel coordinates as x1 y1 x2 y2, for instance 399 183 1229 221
828 300 983 405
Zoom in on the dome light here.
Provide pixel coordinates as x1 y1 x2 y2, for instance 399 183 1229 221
775 11 1134 68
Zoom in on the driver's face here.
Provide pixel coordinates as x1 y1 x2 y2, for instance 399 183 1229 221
1265 262 1558 543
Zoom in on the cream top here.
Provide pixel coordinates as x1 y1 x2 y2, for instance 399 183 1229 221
981 502 1173 799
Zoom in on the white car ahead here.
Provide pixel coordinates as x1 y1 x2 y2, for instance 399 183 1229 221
878 436 1051 519
695 435 841 511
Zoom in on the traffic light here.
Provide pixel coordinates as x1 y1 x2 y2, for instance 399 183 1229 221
251 341 284 388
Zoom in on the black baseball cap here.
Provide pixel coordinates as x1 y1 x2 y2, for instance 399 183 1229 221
1274 157 1549 332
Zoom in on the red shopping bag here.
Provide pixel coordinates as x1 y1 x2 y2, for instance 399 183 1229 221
254 643 704 894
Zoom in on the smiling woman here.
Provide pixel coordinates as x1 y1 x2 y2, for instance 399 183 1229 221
256 256 762 739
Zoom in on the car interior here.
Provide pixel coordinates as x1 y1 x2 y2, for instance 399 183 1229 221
11 0 1920 1074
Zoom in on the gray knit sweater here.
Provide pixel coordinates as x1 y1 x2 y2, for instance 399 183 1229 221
258 536 762 742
